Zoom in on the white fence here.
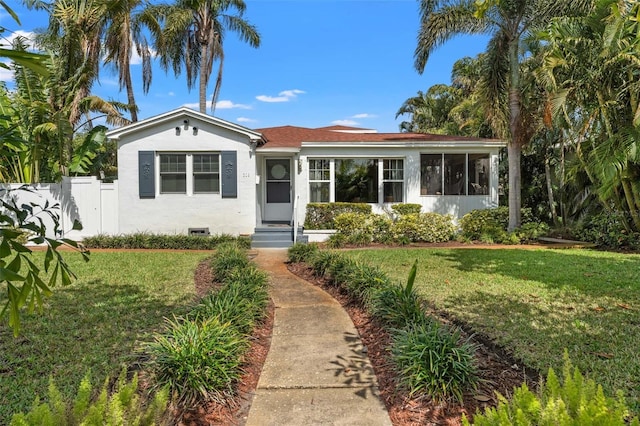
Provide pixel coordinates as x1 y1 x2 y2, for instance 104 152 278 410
1 177 118 240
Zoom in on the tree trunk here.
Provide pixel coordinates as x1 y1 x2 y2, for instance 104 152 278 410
125 69 138 122
199 42 208 114
545 154 558 225
507 39 522 231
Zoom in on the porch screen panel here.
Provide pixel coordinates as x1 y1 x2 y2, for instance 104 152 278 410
468 154 490 195
420 154 442 195
444 154 466 195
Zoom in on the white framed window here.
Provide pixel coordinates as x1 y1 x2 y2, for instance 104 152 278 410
160 154 186 193
309 159 330 202
159 153 220 195
383 159 404 202
193 154 220 193
307 158 404 203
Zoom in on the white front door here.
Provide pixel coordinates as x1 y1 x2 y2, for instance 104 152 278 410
263 158 292 222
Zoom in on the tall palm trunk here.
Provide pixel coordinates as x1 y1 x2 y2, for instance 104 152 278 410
199 42 208 113
507 39 522 231
125 69 138 121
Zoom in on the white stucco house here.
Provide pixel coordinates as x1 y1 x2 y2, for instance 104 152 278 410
105 107 505 245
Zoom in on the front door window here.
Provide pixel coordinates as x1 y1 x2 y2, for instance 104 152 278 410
266 159 291 203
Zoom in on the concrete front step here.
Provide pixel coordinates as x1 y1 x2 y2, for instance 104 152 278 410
251 226 298 248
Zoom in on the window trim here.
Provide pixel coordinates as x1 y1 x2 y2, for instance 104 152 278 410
159 153 187 194
420 152 491 197
158 152 220 196
192 153 220 194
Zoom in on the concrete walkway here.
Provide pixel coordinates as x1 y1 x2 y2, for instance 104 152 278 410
245 248 392 426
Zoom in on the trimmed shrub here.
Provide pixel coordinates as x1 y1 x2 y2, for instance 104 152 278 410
287 242 319 263
309 250 344 278
464 353 639 425
371 215 394 244
304 203 372 230
392 213 456 243
328 258 391 305
10 370 168 426
459 207 536 243
391 203 422 216
83 233 249 250
146 316 248 407
391 321 478 403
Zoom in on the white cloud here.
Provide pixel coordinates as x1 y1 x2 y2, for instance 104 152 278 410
236 117 257 123
256 89 305 103
352 113 376 119
168 91 175 97
182 99 252 110
3 30 37 49
331 119 359 126
130 47 157 65
0 64 13 82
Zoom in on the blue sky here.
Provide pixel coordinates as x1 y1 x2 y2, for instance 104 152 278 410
4 0 489 132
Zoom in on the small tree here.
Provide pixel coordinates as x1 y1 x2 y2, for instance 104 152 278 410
1 186 89 336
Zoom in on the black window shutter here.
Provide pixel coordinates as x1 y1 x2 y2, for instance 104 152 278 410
138 151 155 198
221 151 237 198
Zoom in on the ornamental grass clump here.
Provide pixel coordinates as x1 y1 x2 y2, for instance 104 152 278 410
210 242 249 281
391 321 478 403
287 242 319 263
146 316 248 407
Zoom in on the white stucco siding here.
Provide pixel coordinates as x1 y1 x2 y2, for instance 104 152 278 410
116 119 256 235
296 144 501 225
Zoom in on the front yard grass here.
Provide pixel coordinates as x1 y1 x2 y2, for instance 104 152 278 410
346 248 640 409
0 251 208 424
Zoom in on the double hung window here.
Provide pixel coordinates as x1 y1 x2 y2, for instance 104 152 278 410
159 153 220 195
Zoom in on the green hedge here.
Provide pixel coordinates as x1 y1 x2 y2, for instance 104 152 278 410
303 203 372 230
458 207 547 244
83 233 250 250
391 203 422 216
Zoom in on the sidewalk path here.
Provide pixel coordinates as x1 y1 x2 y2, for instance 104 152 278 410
245 248 392 426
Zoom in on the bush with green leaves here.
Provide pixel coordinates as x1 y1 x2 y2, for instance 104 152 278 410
327 257 391 305
391 203 422 216
10 369 168 426
391 213 456 243
333 212 374 243
303 202 372 230
371 215 394 243
146 316 248 407
287 242 319 263
309 250 344 278
1 186 89 335
391 321 478 403
459 207 537 243
573 211 640 250
82 232 249 250
464 353 639 425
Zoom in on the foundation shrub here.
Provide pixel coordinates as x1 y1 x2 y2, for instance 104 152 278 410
303 203 372 230
371 215 394 244
287 242 319 263
391 203 422 216
82 233 249 250
11 370 169 426
391 213 456 243
391 321 478 403
464 353 639 425
459 207 537 243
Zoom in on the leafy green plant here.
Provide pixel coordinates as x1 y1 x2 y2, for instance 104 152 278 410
391 203 422 216
309 250 343 278
146 316 248 408
573 211 640 249
303 202 372 230
210 242 249 281
82 232 249 250
287 242 319 263
391 321 478 403
391 213 456 243
1 186 89 335
370 260 428 328
464 353 638 425
371 215 394 243
10 369 169 426
459 207 537 243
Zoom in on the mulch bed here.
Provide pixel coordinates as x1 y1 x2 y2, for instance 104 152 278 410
182 255 540 425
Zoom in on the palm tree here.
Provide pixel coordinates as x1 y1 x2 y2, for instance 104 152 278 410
103 0 153 122
414 0 594 230
144 0 260 114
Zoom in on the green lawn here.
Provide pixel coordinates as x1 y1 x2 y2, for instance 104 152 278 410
0 251 209 423
347 248 640 407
